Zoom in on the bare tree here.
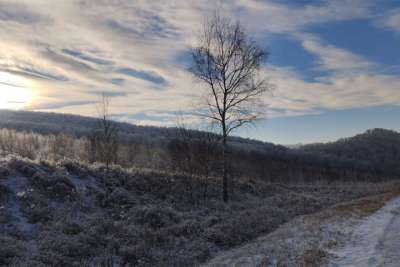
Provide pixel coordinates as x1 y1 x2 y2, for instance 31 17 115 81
190 12 270 202
92 93 119 170
167 123 220 204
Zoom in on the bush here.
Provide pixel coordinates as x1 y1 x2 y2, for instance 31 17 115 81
119 244 150 265
0 184 11 202
30 175 78 201
0 166 10 178
135 205 181 229
28 205 53 224
97 187 135 209
0 236 23 265
55 217 84 235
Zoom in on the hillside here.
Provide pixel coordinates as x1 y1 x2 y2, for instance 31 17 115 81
0 109 172 139
0 110 399 179
0 109 286 154
0 156 396 266
299 129 400 175
0 112 399 265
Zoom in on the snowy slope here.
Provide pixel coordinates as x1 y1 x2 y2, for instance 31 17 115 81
326 197 400 267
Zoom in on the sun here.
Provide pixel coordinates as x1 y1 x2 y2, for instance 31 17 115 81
0 72 35 110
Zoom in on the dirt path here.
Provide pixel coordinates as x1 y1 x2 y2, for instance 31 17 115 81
204 193 400 267
326 197 400 267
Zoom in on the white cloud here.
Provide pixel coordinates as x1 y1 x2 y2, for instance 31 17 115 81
0 0 398 127
235 0 373 34
376 8 400 32
298 34 373 73
264 66 400 114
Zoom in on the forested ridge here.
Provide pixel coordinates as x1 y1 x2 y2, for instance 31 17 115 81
0 110 399 181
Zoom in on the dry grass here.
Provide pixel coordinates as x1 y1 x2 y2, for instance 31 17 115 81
1 156 399 267
299 248 328 267
205 185 400 267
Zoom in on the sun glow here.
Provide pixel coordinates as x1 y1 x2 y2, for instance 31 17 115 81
0 72 35 110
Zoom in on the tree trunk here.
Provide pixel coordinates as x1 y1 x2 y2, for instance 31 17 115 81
222 134 228 202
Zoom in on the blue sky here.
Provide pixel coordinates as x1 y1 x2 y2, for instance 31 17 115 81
239 105 400 144
0 0 399 144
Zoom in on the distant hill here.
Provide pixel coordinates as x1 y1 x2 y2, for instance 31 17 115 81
298 129 400 175
0 109 172 139
0 109 286 153
0 110 399 177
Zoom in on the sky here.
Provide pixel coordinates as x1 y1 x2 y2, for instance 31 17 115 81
0 0 399 144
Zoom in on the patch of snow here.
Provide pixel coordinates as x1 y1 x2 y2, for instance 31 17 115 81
326 197 400 267
2 175 35 233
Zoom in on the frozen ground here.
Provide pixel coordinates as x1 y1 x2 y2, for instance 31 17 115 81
1 156 399 266
204 194 400 267
326 196 400 267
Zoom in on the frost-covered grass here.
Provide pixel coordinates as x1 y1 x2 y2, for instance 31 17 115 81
205 192 400 267
325 196 400 267
0 155 398 267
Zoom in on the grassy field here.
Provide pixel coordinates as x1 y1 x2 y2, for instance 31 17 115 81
1 156 399 266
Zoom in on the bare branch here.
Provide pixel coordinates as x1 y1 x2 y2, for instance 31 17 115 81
189 12 271 136
189 11 273 202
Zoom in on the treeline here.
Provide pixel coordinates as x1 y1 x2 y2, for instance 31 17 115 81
299 128 400 176
0 128 166 170
0 128 87 162
0 127 395 185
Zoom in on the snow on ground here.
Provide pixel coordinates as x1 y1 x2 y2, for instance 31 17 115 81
204 194 400 267
325 196 400 267
2 175 35 233
203 205 346 266
1 156 399 266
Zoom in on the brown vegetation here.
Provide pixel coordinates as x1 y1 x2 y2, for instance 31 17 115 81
0 156 398 266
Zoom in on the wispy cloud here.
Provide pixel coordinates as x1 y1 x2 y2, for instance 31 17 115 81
117 67 167 87
376 8 400 32
62 49 114 65
29 100 97 110
0 1 45 24
0 0 398 128
297 34 373 74
0 64 68 81
86 90 128 98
